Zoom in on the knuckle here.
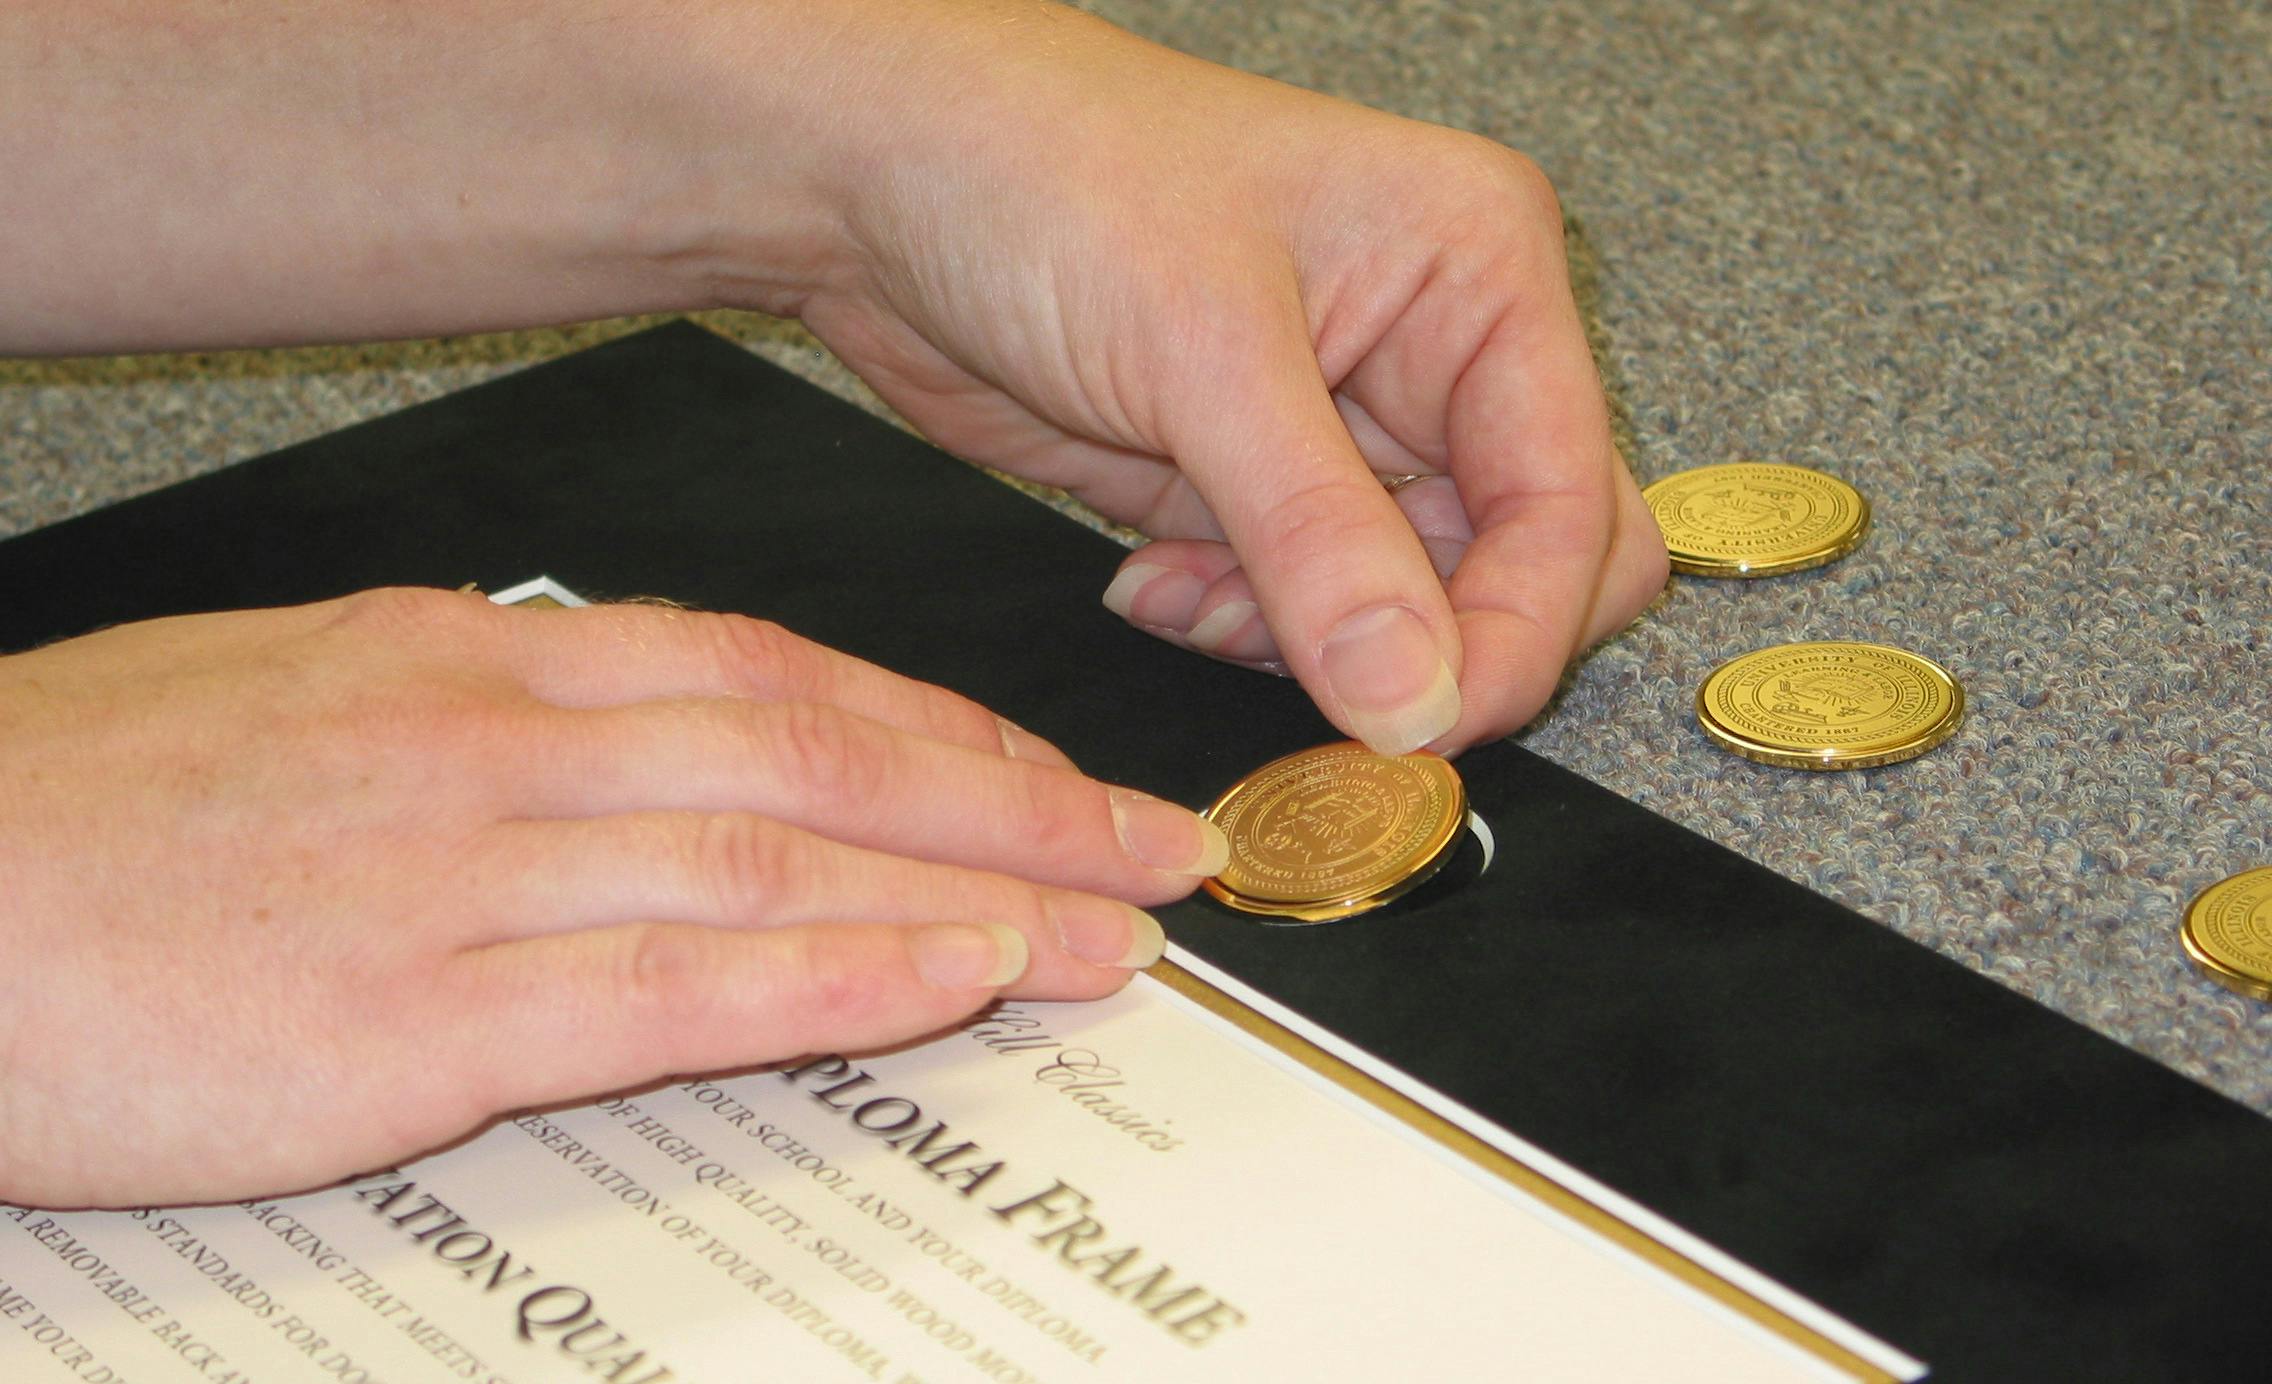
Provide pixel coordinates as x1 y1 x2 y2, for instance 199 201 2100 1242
1456 137 1560 215
760 702 892 810
328 585 481 641
617 924 718 1054
1431 138 1567 260
1630 506 1674 587
926 689 1012 755
692 814 810 919
1002 766 1093 866
715 615 830 699
1259 474 1392 565
1488 146 1564 225
1628 531 1674 601
1643 540 1673 591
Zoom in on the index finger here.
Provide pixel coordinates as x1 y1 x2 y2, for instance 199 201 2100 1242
484 599 1078 768
1165 284 1465 756
1437 265 1649 748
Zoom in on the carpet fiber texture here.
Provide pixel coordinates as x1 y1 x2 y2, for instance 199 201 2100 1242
5 1 2268 1112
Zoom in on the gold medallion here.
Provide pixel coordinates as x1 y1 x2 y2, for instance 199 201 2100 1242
1643 462 1871 577
1696 642 1964 770
2181 867 2272 1002
1201 741 1466 923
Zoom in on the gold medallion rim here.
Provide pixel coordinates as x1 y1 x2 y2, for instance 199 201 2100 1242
1200 741 1466 922
1645 463 1871 579
2180 866 2272 1001
1202 842 1460 923
1694 642 1965 771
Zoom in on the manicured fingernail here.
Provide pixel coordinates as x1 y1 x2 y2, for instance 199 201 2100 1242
1186 600 1259 653
1110 790 1230 875
995 715 1069 766
1320 605 1461 756
1054 901 1167 970
911 922 1029 990
1100 564 1204 627
1101 565 1162 620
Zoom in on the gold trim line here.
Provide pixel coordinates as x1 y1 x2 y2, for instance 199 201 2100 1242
1148 958 1901 1383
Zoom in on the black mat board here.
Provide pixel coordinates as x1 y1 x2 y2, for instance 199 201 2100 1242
5 322 2268 1381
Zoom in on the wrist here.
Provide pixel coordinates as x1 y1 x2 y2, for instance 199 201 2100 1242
607 1 884 320
685 0 1146 317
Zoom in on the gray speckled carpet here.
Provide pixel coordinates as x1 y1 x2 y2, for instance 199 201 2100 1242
5 1 2269 1112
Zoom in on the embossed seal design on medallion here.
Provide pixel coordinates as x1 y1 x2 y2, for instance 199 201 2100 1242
1643 462 1871 576
1696 642 1964 770
2182 866 2272 1002
1201 742 1466 923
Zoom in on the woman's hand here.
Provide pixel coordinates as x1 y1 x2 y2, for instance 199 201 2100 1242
0 590 1216 1208
786 3 1669 754
3 0 1662 755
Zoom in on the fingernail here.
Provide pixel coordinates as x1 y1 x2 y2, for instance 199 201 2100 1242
1320 605 1461 755
995 715 1070 766
1100 565 1203 627
910 922 1029 990
1054 900 1167 970
1186 600 1259 653
1110 790 1230 876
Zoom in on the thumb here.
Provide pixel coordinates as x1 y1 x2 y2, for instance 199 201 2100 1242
1163 300 1462 755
